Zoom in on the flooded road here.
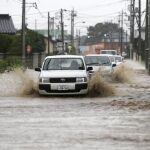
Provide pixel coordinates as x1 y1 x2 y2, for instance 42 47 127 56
0 60 150 150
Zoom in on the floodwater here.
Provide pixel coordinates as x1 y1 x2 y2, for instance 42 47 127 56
0 60 150 150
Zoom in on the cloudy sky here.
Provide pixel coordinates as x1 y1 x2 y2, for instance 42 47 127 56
0 0 146 35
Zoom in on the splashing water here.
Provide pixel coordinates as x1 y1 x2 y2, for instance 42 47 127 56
112 63 134 83
88 71 115 97
0 68 39 96
0 65 133 97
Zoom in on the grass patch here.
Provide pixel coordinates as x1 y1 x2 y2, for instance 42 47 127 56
0 57 22 73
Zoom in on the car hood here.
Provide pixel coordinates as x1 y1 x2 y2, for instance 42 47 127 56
100 66 113 73
40 70 87 78
116 62 122 65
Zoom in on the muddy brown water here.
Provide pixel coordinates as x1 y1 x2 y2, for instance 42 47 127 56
0 60 150 150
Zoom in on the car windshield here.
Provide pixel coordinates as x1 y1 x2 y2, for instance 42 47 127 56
85 56 111 66
43 58 85 70
109 56 115 63
115 56 122 62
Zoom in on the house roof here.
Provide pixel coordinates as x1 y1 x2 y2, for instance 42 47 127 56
0 14 16 34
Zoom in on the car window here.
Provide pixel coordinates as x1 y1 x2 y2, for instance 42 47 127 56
99 56 111 66
43 58 85 70
101 50 117 55
115 56 122 62
109 56 115 62
85 56 100 65
85 56 111 66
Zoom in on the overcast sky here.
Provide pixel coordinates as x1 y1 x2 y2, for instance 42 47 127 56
0 0 146 35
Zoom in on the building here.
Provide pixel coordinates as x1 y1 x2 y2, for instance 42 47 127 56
35 29 70 54
0 14 16 34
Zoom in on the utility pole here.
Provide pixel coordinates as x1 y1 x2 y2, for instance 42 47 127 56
50 17 55 54
118 13 121 53
60 9 64 54
71 9 75 54
130 0 135 59
145 0 149 69
138 0 142 61
126 30 128 49
148 0 150 74
22 0 26 66
51 17 55 38
78 30 81 54
48 12 50 55
120 10 123 56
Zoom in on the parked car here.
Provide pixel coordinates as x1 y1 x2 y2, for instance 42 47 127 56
100 49 118 55
35 55 92 95
84 54 116 75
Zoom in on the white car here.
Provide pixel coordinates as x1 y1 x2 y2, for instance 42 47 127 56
101 54 116 66
85 54 116 75
35 55 91 95
114 55 124 65
100 49 118 55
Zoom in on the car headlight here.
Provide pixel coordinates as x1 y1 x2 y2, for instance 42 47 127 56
76 77 87 82
39 77 49 83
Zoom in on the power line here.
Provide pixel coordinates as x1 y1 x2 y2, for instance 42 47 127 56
12 0 22 4
77 11 121 18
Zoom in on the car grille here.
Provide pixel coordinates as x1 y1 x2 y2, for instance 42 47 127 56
50 78 76 83
39 83 87 93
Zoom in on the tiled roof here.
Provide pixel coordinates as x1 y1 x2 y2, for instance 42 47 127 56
0 14 16 34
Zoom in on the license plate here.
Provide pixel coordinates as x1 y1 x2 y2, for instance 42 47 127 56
57 85 68 90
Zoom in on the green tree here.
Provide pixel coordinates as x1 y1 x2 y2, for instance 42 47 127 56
0 34 12 53
26 29 45 53
0 29 46 55
85 22 121 44
8 35 22 54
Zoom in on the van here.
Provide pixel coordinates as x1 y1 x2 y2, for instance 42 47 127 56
101 50 117 55
35 55 91 95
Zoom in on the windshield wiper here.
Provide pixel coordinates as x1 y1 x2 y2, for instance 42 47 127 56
101 62 109 65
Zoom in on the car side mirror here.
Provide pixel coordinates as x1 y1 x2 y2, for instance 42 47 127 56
112 64 116 67
35 67 41 72
87 66 93 71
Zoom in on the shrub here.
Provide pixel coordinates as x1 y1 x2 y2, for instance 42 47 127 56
0 57 22 73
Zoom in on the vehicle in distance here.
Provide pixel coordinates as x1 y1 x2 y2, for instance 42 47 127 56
35 55 91 95
84 54 116 75
114 55 124 65
100 49 118 55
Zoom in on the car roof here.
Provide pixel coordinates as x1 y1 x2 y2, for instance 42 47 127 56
99 54 114 56
101 49 117 51
114 55 122 57
85 54 101 56
45 55 84 59
85 54 111 57
99 54 114 57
